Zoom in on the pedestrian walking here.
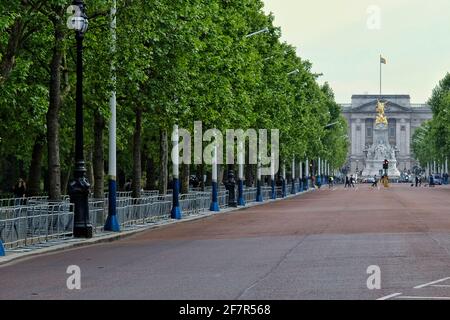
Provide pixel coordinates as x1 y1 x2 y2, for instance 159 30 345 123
345 175 350 188
350 175 355 188
329 176 334 189
371 175 378 188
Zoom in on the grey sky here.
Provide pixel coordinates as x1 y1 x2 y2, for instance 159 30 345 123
262 0 450 103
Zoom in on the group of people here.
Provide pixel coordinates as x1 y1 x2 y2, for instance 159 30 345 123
344 175 356 188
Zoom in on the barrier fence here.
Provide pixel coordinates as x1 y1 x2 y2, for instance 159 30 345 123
0 184 307 252
0 203 74 250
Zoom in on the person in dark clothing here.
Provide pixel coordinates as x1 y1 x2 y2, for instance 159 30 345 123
124 179 132 191
13 178 27 198
345 175 350 188
372 175 378 188
415 176 419 187
350 175 355 188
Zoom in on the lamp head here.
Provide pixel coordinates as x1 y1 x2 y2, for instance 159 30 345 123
67 1 88 33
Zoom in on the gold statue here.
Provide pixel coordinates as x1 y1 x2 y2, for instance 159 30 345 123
376 100 388 125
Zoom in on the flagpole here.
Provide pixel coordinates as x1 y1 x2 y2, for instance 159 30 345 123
379 54 382 97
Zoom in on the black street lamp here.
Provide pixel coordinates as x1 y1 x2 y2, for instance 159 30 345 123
225 164 237 207
67 0 92 238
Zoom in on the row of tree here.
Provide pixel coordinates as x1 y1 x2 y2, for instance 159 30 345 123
412 73 450 171
0 0 349 200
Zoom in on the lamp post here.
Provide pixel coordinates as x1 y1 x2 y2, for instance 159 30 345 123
271 153 276 200
304 158 309 191
317 157 322 187
171 125 182 219
291 155 296 194
299 160 303 192
67 0 92 238
256 157 263 202
237 141 245 206
210 145 220 211
104 0 120 232
282 163 287 198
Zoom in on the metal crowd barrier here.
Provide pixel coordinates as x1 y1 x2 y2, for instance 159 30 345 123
0 196 49 207
0 203 74 250
243 187 257 203
217 190 229 208
1 185 295 252
262 187 272 201
141 190 160 197
276 186 283 198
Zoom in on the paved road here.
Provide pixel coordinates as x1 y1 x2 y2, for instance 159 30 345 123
1 184 450 300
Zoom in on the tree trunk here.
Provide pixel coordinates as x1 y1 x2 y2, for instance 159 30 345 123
159 128 168 195
87 149 94 192
61 167 71 196
145 155 157 190
93 112 105 199
27 134 45 196
181 164 190 194
132 107 142 198
0 19 24 85
46 16 65 201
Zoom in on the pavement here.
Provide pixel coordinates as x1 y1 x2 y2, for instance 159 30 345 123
1 184 450 300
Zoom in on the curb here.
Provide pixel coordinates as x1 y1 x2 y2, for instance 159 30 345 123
0 189 313 267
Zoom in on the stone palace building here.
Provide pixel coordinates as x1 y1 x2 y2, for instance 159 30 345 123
340 94 433 175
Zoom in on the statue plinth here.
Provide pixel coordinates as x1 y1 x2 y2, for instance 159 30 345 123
362 109 401 178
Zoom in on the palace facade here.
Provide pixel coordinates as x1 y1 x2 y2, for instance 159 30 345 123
340 94 432 174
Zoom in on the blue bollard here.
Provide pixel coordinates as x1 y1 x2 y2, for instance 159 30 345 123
171 178 182 219
104 179 120 232
238 180 245 206
0 240 5 256
256 180 263 202
271 179 276 199
210 181 220 211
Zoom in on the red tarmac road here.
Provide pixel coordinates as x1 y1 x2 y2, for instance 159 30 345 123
1 184 450 300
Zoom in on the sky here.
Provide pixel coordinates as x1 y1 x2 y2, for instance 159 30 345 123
262 0 450 103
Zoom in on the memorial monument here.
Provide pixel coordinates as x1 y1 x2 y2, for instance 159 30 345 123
362 100 401 178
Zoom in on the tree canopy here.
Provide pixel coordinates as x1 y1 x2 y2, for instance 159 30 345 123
0 0 350 196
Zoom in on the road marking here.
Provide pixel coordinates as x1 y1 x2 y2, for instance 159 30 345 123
395 296 450 300
430 284 450 288
377 293 402 300
414 277 450 289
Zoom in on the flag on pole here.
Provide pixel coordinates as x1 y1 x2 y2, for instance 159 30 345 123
380 56 387 64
